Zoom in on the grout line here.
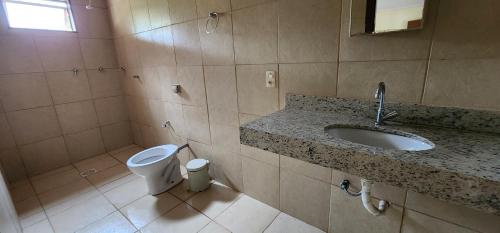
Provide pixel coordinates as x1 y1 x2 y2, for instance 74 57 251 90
419 0 440 105
335 0 343 98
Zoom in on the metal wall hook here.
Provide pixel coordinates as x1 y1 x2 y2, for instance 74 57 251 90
98 66 105 72
205 12 221 34
72 68 79 76
120 66 127 72
132 75 140 80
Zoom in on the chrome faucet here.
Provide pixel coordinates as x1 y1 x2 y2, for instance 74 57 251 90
374 82 398 126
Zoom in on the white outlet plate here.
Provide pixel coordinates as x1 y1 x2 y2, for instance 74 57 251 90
266 71 276 88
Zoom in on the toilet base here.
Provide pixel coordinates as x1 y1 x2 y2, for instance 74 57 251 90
144 158 183 195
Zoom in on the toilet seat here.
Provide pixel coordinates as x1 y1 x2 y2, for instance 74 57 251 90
127 144 178 168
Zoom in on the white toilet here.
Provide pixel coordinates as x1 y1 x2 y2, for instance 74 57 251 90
127 144 183 195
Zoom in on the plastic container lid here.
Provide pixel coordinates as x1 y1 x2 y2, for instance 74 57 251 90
186 159 209 172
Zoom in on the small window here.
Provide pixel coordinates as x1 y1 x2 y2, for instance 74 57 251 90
2 0 76 31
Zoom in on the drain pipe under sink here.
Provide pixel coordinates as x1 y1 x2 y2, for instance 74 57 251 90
340 178 388 216
360 179 387 216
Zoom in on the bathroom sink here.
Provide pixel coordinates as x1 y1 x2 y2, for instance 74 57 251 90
325 126 434 151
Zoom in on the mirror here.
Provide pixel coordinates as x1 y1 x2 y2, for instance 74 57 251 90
350 0 426 36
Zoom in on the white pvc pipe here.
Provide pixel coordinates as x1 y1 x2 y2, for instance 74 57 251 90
360 179 387 216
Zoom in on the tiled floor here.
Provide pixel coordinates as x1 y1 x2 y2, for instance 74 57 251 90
9 145 325 233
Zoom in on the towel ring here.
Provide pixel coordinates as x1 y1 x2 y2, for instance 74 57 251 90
205 12 220 34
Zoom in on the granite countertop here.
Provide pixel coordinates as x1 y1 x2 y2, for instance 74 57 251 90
240 95 500 215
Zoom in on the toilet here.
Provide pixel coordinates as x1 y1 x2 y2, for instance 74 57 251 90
127 144 183 195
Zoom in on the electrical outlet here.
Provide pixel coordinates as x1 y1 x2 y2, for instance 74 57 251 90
265 71 276 88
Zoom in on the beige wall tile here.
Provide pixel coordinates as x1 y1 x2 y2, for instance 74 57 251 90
0 148 27 182
280 156 331 183
241 156 279 208
423 58 500 110
7 107 61 145
122 35 142 69
233 2 277 64
35 36 84 71
279 63 337 109
94 96 129 126
130 0 151 33
204 66 238 125
158 66 182 103
147 99 167 128
196 0 231 16
198 15 235 65
280 169 331 231
100 121 133 151
278 0 340 63
0 114 15 149
55 101 99 134
142 67 162 100
163 101 187 138
88 69 123 98
140 124 159 148
337 60 427 103
331 169 406 206
431 0 500 60
72 6 112 39
210 123 240 153
80 39 118 69
0 73 52 111
236 64 279 115
173 21 203 65
150 27 176 66
240 144 278 167
19 137 70 175
65 128 106 162
108 0 135 37
212 146 243 191
339 0 437 61
230 0 272 10
46 70 92 104
0 35 42 74
148 0 171 28
401 210 476 233
329 186 403 233
168 0 197 24
178 66 207 106
136 31 156 68
182 105 211 144
405 190 500 233
238 113 261 125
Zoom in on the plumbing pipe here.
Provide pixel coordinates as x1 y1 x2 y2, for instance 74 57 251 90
360 179 388 216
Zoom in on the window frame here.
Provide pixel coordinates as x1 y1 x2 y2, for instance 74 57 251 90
1 0 77 32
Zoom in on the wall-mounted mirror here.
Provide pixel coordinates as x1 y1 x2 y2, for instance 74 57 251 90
350 0 426 36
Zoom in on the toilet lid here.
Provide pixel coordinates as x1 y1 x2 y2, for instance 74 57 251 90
186 159 209 172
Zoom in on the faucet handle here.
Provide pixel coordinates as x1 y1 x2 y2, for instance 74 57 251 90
383 111 398 120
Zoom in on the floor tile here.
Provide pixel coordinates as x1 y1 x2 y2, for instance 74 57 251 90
264 212 325 233
108 144 141 155
49 195 116 233
97 173 139 193
168 176 198 201
111 147 144 163
186 182 241 219
199 221 231 233
22 219 54 233
75 211 137 233
86 164 131 187
8 179 36 203
141 204 211 233
15 196 47 228
104 176 149 208
30 166 82 194
120 192 182 229
215 195 280 233
38 179 100 216
74 154 120 173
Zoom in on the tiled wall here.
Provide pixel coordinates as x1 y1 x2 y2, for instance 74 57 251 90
106 0 500 232
0 0 132 182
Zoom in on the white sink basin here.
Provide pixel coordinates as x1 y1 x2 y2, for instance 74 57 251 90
325 127 434 151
